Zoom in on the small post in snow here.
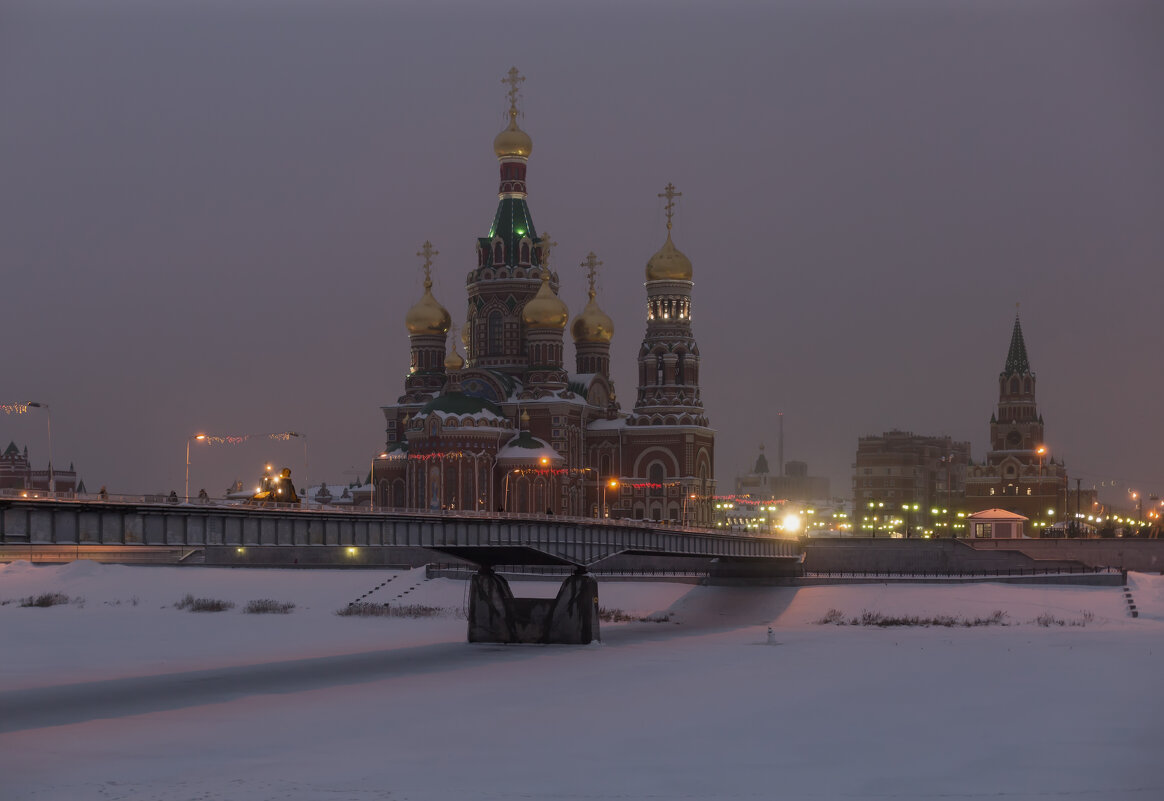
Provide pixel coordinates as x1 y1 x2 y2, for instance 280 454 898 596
767 626 776 645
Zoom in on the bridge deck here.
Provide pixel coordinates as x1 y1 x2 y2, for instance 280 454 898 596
0 499 801 568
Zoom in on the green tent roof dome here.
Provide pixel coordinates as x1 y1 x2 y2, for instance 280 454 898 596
418 391 503 419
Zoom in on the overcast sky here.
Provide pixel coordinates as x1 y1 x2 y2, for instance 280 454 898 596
2 0 1161 505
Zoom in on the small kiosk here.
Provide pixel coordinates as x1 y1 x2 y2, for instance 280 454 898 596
967 508 1028 539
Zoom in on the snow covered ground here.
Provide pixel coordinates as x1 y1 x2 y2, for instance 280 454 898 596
1 561 1161 801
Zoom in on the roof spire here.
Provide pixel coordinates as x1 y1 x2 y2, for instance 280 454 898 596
1004 311 1031 375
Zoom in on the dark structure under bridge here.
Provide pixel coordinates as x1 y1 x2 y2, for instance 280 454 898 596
0 498 802 644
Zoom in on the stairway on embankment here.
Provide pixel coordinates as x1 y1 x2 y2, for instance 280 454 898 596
347 566 431 608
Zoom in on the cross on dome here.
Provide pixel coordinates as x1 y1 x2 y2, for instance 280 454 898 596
538 232 558 269
502 67 525 115
582 251 603 297
658 182 682 230
417 240 439 287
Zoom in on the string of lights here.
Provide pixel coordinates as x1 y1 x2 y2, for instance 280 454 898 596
199 432 300 445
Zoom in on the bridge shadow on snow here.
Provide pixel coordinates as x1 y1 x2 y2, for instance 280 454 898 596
598 584 800 646
0 585 798 733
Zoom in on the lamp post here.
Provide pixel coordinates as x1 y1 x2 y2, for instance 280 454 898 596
683 492 697 527
900 502 918 538
288 432 308 495
26 402 53 493
1036 445 1047 476
371 451 387 511
603 478 619 519
185 434 207 502
504 468 518 513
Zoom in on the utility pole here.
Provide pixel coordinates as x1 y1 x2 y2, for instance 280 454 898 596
1074 478 1082 537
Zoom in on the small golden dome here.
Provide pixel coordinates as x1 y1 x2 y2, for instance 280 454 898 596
443 346 464 372
571 292 614 343
493 111 533 159
645 231 693 282
405 279 452 336
521 274 568 329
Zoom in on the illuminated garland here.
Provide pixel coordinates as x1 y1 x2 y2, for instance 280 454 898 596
409 451 468 461
1 404 30 414
200 431 300 445
510 468 572 476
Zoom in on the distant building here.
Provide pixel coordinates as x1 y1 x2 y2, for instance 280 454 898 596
735 444 829 503
0 442 79 493
963 315 1096 532
852 430 970 536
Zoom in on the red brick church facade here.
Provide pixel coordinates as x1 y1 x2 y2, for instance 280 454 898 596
372 71 715 524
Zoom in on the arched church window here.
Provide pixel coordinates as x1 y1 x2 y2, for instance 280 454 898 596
656 354 664 385
1024 378 1032 394
1009 376 1019 394
488 311 503 356
649 463 664 497
493 241 504 264
676 352 685 384
519 240 530 264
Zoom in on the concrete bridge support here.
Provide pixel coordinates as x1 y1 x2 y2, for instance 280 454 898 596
468 567 600 645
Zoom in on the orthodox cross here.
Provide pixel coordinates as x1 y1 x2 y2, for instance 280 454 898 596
658 182 682 230
502 67 525 114
581 251 603 298
538 232 558 269
417 240 438 287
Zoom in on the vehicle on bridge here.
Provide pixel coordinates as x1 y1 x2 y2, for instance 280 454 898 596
248 467 300 507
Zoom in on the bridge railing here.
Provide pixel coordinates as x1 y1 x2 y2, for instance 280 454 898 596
0 489 800 541
803 565 1122 579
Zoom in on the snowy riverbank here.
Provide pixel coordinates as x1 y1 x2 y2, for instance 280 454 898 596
1 562 1161 800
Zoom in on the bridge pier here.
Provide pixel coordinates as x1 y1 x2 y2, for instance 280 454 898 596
467 566 600 645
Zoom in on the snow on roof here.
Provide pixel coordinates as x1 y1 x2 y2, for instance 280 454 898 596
966 508 1029 521
587 416 628 431
496 432 565 463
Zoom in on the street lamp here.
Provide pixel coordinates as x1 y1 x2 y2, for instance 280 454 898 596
1036 445 1047 476
185 434 207 502
288 432 308 494
683 493 697 527
603 478 619 519
371 451 387 511
504 468 520 513
26 402 53 493
900 503 919 537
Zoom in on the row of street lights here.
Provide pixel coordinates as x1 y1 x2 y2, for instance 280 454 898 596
185 432 307 503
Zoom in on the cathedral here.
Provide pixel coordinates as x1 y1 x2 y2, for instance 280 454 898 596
372 70 715 525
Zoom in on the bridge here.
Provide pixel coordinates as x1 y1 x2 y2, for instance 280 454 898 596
0 497 801 644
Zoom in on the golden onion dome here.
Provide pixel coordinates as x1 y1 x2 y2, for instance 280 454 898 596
405 279 452 336
521 274 568 329
571 292 614 343
645 231 693 282
443 345 464 372
493 110 533 159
